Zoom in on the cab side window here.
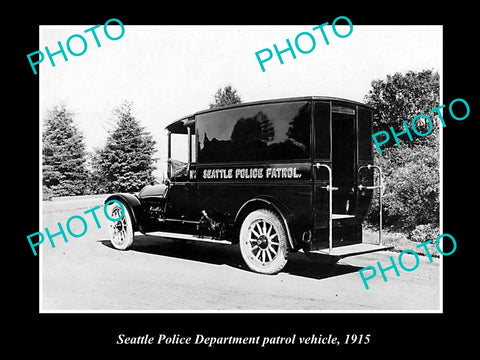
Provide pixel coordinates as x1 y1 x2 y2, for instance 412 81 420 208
168 123 195 182
169 133 189 181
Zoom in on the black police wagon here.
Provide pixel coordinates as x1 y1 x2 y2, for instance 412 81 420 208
105 96 392 274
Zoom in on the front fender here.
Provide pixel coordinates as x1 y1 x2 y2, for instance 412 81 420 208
104 193 143 231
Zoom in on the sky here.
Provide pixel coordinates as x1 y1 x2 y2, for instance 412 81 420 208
39 24 442 178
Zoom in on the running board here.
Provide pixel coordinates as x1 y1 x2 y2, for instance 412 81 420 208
308 243 393 259
143 231 232 245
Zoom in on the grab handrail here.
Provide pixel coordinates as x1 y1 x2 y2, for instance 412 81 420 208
358 164 384 246
314 163 338 253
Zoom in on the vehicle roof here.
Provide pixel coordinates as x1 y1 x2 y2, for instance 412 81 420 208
165 96 373 132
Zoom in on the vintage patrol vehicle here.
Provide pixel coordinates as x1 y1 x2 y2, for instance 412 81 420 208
105 96 391 274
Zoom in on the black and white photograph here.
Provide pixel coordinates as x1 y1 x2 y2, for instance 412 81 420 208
38 23 443 312
13 6 476 355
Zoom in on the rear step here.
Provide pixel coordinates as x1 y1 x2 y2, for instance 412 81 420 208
308 243 393 259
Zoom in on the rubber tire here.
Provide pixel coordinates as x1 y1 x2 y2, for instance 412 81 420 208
239 209 289 275
106 202 134 250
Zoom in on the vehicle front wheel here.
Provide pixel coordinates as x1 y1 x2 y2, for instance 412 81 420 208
239 209 289 275
106 201 134 250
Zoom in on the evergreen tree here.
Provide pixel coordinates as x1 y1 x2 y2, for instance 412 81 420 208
42 103 89 197
209 85 242 109
93 101 157 193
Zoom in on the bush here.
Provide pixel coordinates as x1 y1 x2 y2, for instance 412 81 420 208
409 223 440 243
366 143 439 234
363 69 441 239
42 185 54 201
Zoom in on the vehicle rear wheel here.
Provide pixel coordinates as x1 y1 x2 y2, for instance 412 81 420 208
106 202 134 250
239 209 289 274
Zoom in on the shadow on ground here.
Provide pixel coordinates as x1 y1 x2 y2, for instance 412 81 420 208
99 235 362 280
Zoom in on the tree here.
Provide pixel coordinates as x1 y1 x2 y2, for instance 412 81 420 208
42 103 89 197
364 69 440 149
364 70 440 238
209 85 242 109
92 101 157 193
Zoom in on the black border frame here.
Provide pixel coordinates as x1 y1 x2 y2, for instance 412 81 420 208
13 4 476 356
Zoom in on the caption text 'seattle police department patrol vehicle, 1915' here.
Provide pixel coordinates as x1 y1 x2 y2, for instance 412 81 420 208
104 96 392 274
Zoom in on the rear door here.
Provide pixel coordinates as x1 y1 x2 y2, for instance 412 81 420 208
312 101 358 227
312 100 331 229
331 103 356 214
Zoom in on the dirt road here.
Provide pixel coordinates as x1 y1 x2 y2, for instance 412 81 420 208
40 195 440 312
